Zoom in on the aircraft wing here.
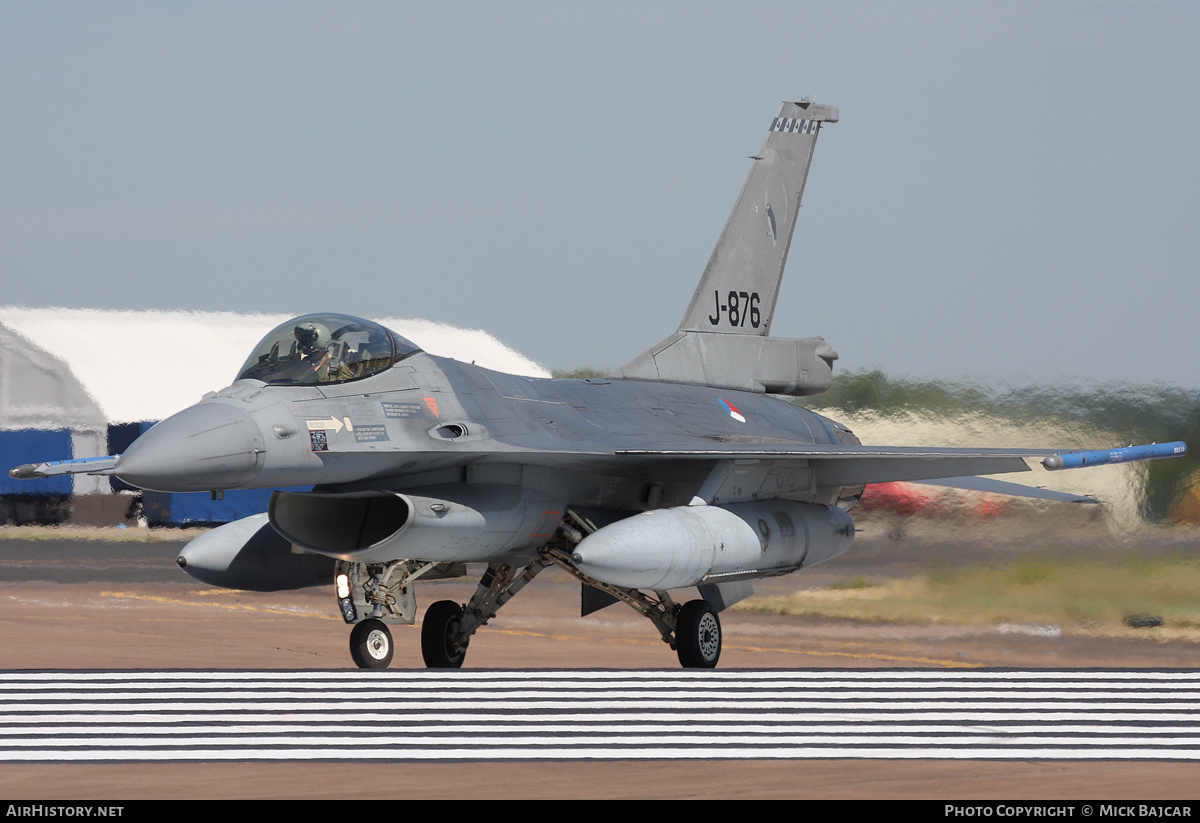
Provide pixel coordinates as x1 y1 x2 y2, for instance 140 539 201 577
617 441 1185 504
10 442 1183 506
0 445 1080 486
623 444 1025 479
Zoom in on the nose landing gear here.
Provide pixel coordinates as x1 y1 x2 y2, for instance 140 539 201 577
349 618 394 669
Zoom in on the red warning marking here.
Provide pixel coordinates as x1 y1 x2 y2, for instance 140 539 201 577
531 510 563 539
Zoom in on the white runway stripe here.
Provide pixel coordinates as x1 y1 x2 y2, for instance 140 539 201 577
0 670 1197 762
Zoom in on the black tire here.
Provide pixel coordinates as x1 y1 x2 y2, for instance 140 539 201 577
422 600 468 668
676 600 722 669
349 618 394 669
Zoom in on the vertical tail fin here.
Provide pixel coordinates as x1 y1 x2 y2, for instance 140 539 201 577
618 100 839 397
678 100 838 336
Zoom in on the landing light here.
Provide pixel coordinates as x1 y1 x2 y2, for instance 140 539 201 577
337 572 357 623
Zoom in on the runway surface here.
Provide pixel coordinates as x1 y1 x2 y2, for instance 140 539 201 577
3 669 1200 762
2 531 1199 796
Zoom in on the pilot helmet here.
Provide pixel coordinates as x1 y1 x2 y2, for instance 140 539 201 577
293 321 329 354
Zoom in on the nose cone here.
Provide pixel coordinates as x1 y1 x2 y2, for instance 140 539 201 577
116 403 265 492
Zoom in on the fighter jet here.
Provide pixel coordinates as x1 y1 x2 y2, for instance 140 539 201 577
12 100 1186 669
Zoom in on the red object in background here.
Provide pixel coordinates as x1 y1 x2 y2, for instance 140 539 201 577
859 482 1009 519
859 482 942 515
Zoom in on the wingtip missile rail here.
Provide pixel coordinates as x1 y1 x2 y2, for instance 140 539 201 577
8 455 122 479
1042 441 1187 471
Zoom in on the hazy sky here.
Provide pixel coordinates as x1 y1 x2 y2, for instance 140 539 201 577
3 2 1197 387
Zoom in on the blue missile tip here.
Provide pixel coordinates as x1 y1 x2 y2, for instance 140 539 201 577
1042 441 1187 471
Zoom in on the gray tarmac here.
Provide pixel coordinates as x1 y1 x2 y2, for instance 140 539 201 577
0 525 1198 798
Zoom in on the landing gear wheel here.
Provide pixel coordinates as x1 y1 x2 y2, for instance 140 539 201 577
676 600 722 669
350 618 394 669
422 600 468 668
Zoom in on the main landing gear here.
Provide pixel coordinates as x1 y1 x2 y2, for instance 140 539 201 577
675 599 722 668
540 544 724 669
335 511 726 670
420 600 467 668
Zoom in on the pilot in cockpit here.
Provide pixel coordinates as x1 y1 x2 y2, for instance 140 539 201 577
237 313 413 386
294 321 336 382
294 321 357 382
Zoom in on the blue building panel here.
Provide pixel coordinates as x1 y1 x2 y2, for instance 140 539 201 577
142 487 310 527
0 430 74 496
107 421 153 494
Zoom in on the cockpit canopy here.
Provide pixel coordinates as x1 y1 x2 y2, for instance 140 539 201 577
236 314 420 386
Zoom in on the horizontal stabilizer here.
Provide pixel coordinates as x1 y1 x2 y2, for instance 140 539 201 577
914 476 1098 504
619 332 837 396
